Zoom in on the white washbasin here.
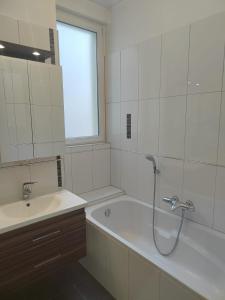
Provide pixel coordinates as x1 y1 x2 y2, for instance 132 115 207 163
0 190 87 234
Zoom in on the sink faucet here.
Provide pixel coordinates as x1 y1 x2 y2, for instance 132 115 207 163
162 196 195 212
23 182 37 200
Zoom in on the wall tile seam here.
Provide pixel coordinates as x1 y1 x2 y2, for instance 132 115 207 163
116 148 225 168
211 42 225 229
114 91 225 101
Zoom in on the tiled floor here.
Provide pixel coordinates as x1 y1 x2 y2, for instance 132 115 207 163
4 263 114 300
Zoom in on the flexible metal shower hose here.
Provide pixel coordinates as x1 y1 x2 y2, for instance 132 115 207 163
152 169 185 256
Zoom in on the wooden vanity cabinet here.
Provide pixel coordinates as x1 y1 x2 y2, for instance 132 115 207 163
0 209 86 293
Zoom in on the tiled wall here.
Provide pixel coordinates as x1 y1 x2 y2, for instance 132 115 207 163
0 159 59 205
107 12 225 233
64 143 110 195
0 142 111 206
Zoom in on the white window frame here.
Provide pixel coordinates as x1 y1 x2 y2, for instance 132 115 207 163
56 9 106 146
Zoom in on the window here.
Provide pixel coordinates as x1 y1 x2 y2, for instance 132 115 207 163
57 14 105 145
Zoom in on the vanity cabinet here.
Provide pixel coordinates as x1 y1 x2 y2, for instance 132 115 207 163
0 209 86 293
0 56 65 163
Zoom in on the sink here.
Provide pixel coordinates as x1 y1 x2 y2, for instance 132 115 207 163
0 190 87 234
0 194 62 219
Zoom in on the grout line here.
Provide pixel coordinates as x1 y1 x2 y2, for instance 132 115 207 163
211 41 225 229
157 34 163 156
182 25 192 198
110 147 225 169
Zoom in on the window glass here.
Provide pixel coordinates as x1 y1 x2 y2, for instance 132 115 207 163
57 21 99 140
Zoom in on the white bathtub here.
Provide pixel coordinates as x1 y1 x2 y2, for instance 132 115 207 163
86 195 225 300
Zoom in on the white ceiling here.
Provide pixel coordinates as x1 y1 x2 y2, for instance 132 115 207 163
89 0 122 8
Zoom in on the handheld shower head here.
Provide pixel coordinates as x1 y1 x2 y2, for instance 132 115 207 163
146 155 160 174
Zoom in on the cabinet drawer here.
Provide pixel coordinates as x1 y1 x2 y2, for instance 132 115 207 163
0 209 86 290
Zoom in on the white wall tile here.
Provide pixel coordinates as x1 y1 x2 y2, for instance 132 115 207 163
29 61 51 106
51 106 65 142
52 141 65 156
0 68 5 101
49 66 64 106
188 13 225 94
139 36 161 100
186 93 221 164
31 105 52 143
5 103 18 145
138 99 159 155
137 154 155 204
183 162 216 227
223 58 225 91
33 143 53 158
218 92 225 166
159 96 186 159
107 51 121 102
214 167 225 232
0 15 19 44
121 47 138 101
121 101 138 152
18 144 33 161
30 160 58 198
121 151 138 198
160 26 189 97
107 103 121 149
111 149 121 188
159 157 184 212
71 151 93 194
93 149 110 189
10 58 30 104
0 165 30 204
14 104 32 144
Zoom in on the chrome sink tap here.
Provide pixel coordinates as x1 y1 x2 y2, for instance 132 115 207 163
162 196 195 212
23 182 37 200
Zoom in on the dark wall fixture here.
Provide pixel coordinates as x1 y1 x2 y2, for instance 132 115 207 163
49 28 55 64
57 155 63 188
0 40 55 63
127 113 132 139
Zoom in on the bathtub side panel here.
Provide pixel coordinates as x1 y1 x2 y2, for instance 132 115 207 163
81 223 129 300
129 250 160 300
159 272 206 300
80 223 108 289
105 235 129 300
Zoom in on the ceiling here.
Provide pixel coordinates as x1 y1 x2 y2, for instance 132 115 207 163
89 0 122 8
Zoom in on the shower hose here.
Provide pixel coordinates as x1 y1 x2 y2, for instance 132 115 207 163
152 168 185 256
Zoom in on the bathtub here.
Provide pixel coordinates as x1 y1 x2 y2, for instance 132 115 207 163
85 195 225 300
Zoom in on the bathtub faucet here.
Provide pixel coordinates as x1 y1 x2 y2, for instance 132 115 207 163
162 196 195 212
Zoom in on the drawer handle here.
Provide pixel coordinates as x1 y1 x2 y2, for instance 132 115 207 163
34 254 61 269
32 230 61 243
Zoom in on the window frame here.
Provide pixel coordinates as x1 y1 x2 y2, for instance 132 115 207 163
56 9 106 146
